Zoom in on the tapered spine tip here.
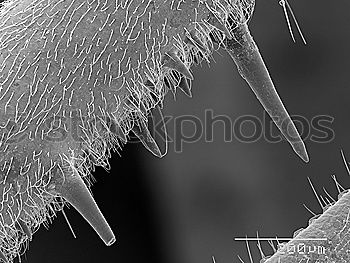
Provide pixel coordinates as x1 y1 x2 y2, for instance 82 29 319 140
162 51 194 80
178 77 192 97
292 141 309 163
107 236 116 246
54 172 115 246
225 23 310 163
132 120 163 158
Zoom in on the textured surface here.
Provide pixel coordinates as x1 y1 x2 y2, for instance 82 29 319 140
263 189 350 263
0 0 255 261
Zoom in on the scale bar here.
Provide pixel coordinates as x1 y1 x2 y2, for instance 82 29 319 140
234 238 327 241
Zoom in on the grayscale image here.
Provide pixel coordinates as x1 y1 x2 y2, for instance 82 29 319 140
0 0 348 262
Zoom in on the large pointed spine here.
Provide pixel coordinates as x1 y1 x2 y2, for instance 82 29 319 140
54 169 115 246
225 23 309 163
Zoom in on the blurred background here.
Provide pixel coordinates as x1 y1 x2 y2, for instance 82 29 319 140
25 0 350 263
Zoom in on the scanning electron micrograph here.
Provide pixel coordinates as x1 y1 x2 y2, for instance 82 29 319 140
0 0 348 262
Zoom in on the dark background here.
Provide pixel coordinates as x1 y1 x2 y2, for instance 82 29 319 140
23 1 350 263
